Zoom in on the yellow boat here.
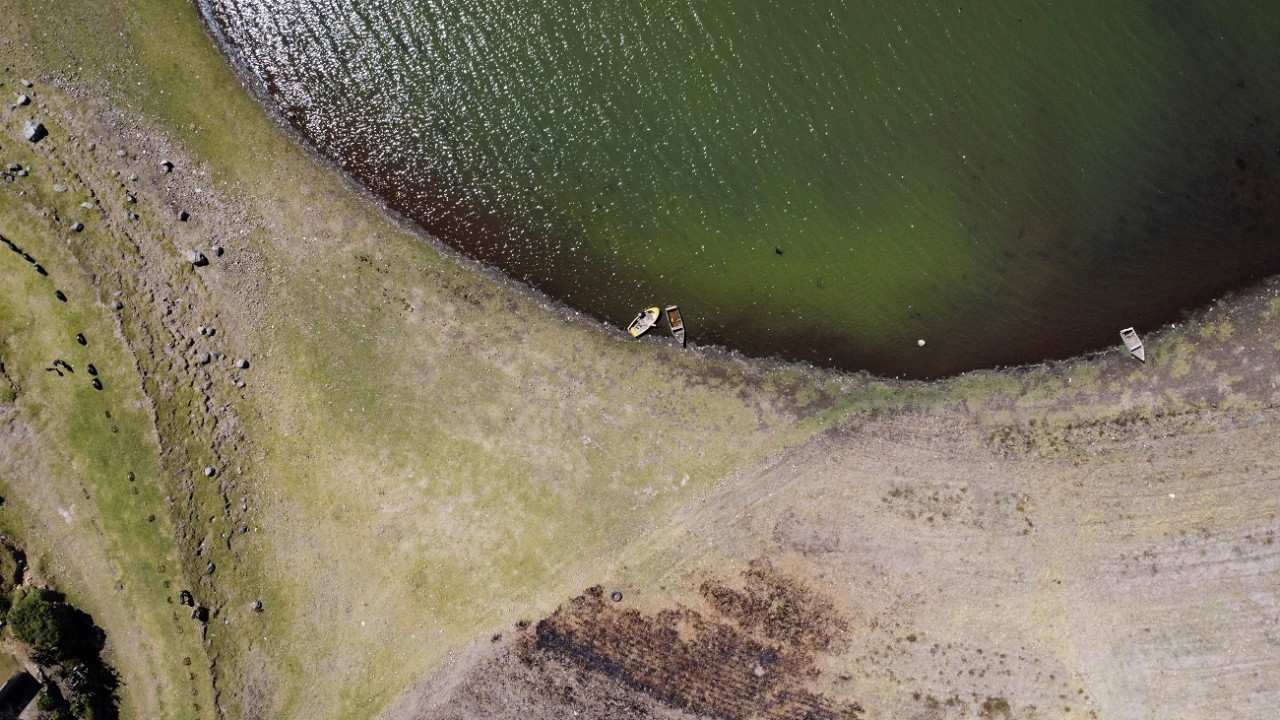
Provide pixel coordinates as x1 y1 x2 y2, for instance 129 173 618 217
627 306 660 337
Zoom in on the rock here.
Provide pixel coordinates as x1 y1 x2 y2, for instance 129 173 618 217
112 300 123 310
116 149 127 157
178 210 190 222
129 173 138 181
22 121 47 143
71 222 83 232
126 194 136 203
205 562 215 575
212 245 223 257
251 600 263 612
198 325 207 335
207 327 216 337
160 160 174 173
5 163 18 172
186 249 207 266
15 94 29 106
126 211 138 221
203 466 217 477
917 339 926 347
81 201 95 209
179 590 194 607
19 79 32 88
234 358 249 369
198 352 212 365
52 183 66 193
15 169 26 177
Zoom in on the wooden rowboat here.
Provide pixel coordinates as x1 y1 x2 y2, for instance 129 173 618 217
628 306 661 338
665 305 685 346
1119 327 1145 362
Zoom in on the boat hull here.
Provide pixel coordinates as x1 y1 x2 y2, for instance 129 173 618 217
665 305 685 346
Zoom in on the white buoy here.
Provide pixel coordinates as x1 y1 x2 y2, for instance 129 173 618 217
917 339 926 347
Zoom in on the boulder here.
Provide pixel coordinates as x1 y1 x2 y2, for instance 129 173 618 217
186 249 208 266
22 121 47 143
15 94 29 106
160 160 174 173
203 466 217 477
71 222 84 232
234 358 250 369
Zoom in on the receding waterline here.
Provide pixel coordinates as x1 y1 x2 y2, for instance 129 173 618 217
201 0 1280 378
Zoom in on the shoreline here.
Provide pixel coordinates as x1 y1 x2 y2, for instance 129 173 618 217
1 2 1279 719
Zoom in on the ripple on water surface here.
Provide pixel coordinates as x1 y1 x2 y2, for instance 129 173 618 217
201 0 1280 377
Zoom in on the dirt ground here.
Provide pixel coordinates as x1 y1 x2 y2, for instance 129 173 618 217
1 7 1279 720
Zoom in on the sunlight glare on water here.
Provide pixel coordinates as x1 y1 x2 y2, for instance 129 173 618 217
200 0 1280 377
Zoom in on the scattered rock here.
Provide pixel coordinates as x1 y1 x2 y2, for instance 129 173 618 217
239 526 248 534
5 163 18 172
198 325 207 335
234 358 249 369
80 201 95 209
116 149 127 158
15 94 29 106
186 249 207 266
129 173 138 181
52 183 66 193
205 562 215 575
125 211 138 221
71 222 83 232
198 352 212 365
207 327 216 337
251 600 263 612
160 159 174 173
22 121 47 143
178 210 190 222
19 79 32 89
203 466 217 478
112 300 123 310
126 194 136 203
212 245 223 257
179 590 194 607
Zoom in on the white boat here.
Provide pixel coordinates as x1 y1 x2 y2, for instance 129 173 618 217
1120 327 1145 362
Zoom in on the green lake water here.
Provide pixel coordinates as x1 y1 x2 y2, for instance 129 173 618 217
201 0 1280 377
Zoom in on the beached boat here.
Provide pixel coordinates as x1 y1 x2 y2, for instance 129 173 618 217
1120 327 1145 362
665 305 685 346
628 306 661 337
